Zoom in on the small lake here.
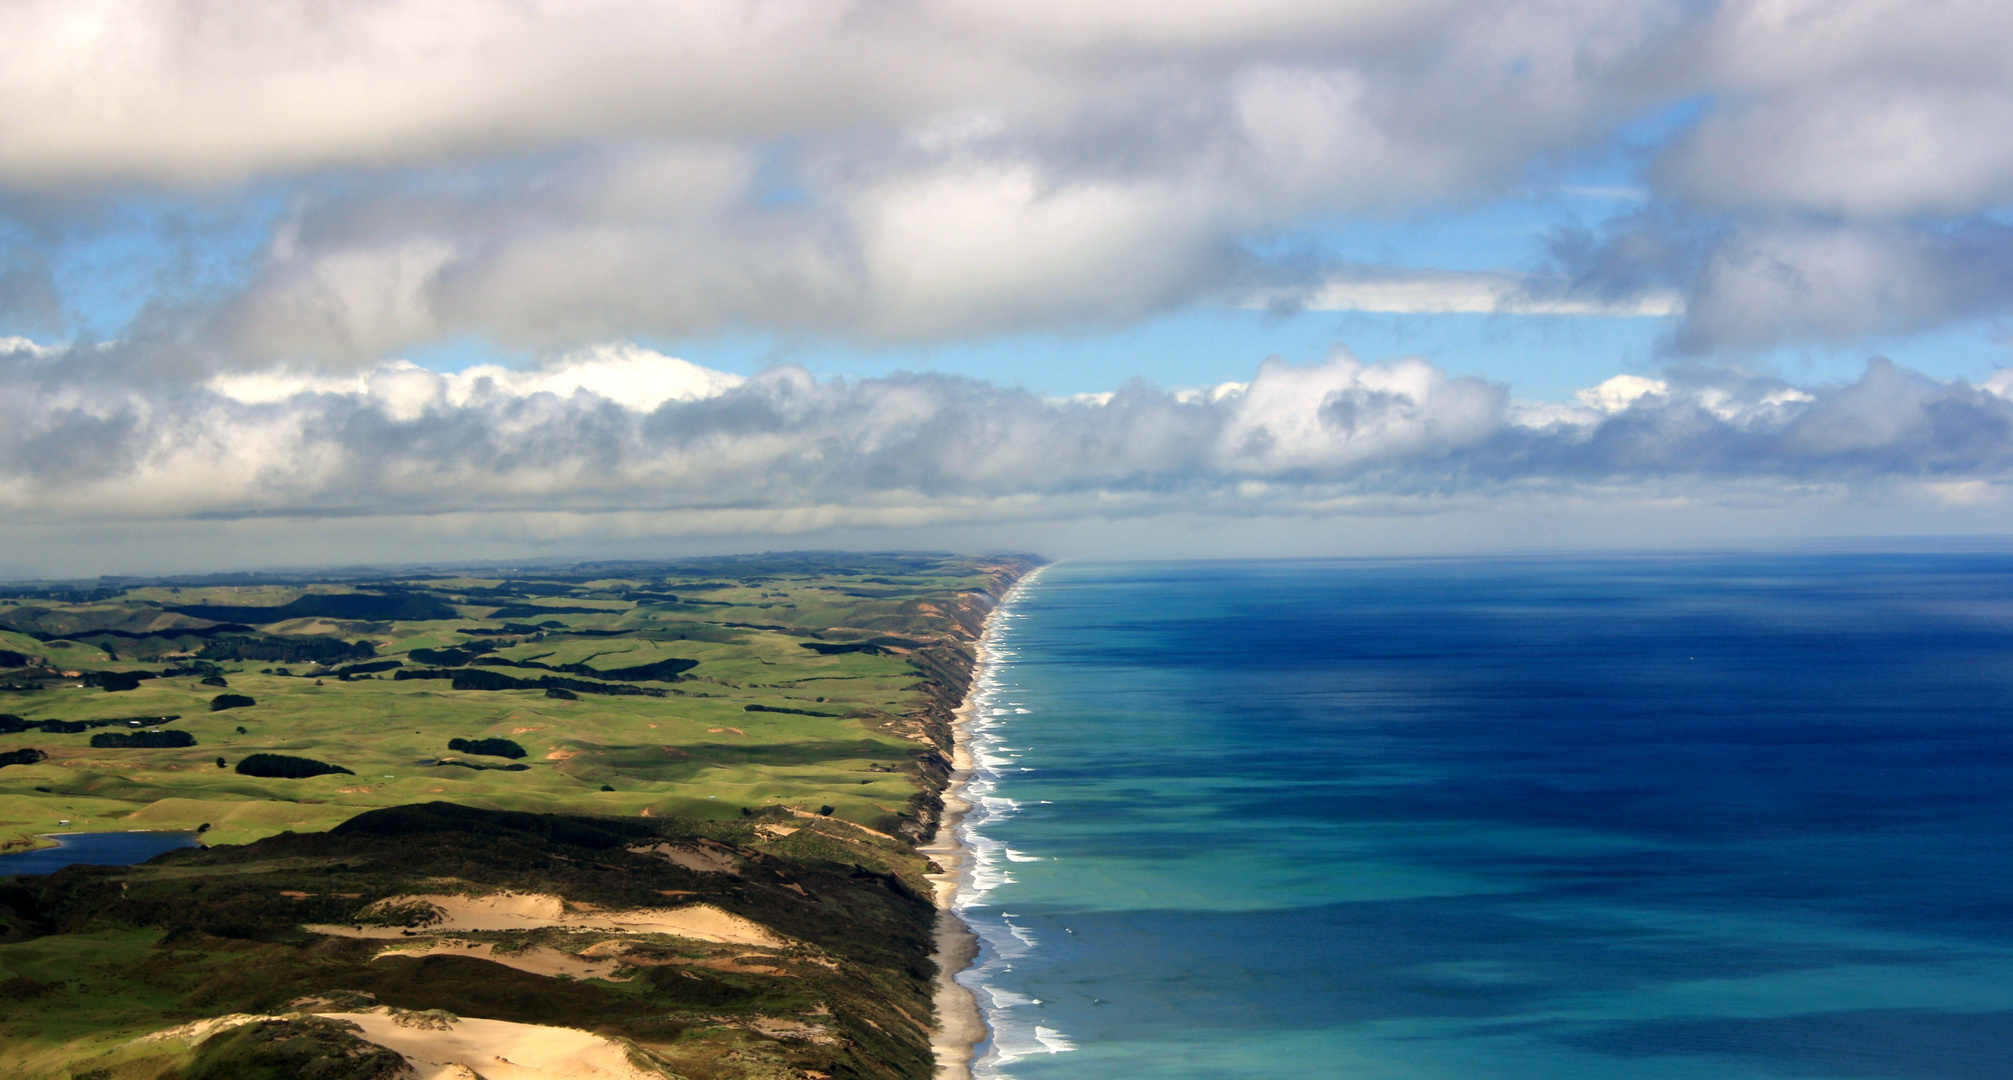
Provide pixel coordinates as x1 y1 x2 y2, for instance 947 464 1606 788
0 831 200 876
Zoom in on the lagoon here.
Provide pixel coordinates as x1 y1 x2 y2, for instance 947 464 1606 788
0 831 200 877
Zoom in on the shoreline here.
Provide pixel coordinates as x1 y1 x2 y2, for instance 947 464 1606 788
923 568 1036 1080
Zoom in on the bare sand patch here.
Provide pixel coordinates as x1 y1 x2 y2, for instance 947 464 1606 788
306 891 785 946
324 1011 658 1080
374 941 629 981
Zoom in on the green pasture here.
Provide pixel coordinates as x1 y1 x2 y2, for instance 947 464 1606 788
0 554 1024 849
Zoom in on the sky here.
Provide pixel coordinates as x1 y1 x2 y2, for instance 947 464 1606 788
6 0 2013 575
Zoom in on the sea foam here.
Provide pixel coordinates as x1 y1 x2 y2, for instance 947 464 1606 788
951 572 1076 1077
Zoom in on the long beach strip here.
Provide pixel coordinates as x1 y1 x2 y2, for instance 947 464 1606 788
924 567 1040 1080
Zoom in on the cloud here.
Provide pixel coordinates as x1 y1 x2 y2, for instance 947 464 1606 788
207 343 743 415
1662 0 2013 219
1253 269 1684 316
1677 219 2013 351
3 1 2013 361
0 0 1688 355
6 340 2013 542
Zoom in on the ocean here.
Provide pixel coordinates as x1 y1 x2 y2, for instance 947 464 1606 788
952 555 2013 1080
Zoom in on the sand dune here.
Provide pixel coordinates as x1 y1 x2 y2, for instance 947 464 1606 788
627 842 742 874
305 890 785 946
323 1011 659 1080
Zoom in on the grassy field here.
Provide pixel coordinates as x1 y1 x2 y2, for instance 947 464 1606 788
0 553 1031 849
0 552 1035 1080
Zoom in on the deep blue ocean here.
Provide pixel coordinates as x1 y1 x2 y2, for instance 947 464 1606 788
953 555 2013 1080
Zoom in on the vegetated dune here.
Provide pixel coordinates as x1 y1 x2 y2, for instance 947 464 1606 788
129 1012 287 1047
373 941 628 981
322 1010 660 1080
628 842 742 875
307 890 787 947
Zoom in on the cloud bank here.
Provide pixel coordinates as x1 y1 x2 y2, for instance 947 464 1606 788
7 341 2012 538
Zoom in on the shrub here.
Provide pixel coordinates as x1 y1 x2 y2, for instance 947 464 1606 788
235 753 352 779
90 730 196 749
446 737 526 759
199 675 229 687
198 634 376 664
209 694 255 712
0 748 46 768
331 660 404 677
88 671 147 692
406 646 492 666
544 687 578 700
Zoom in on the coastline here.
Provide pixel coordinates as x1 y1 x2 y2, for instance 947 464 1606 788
924 568 1036 1080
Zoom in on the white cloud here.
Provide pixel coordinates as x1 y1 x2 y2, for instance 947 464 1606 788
0 0 1691 354
209 343 743 417
1260 270 1685 316
1577 375 1668 413
1667 0 2013 218
2 1 2012 363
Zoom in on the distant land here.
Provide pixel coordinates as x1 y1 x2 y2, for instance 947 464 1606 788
0 552 1037 1079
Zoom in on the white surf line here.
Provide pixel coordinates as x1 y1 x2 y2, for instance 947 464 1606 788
924 565 1046 1080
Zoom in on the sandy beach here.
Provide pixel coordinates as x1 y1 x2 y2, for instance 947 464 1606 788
922 638 990 1080
923 570 1036 1080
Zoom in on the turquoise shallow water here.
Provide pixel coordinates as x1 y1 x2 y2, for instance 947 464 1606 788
953 556 2013 1080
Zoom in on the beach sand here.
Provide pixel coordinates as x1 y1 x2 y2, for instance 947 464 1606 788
922 650 988 1080
925 655 990 1077
925 569 1037 1080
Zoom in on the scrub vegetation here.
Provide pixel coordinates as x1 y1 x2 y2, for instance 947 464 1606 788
0 552 1035 1079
